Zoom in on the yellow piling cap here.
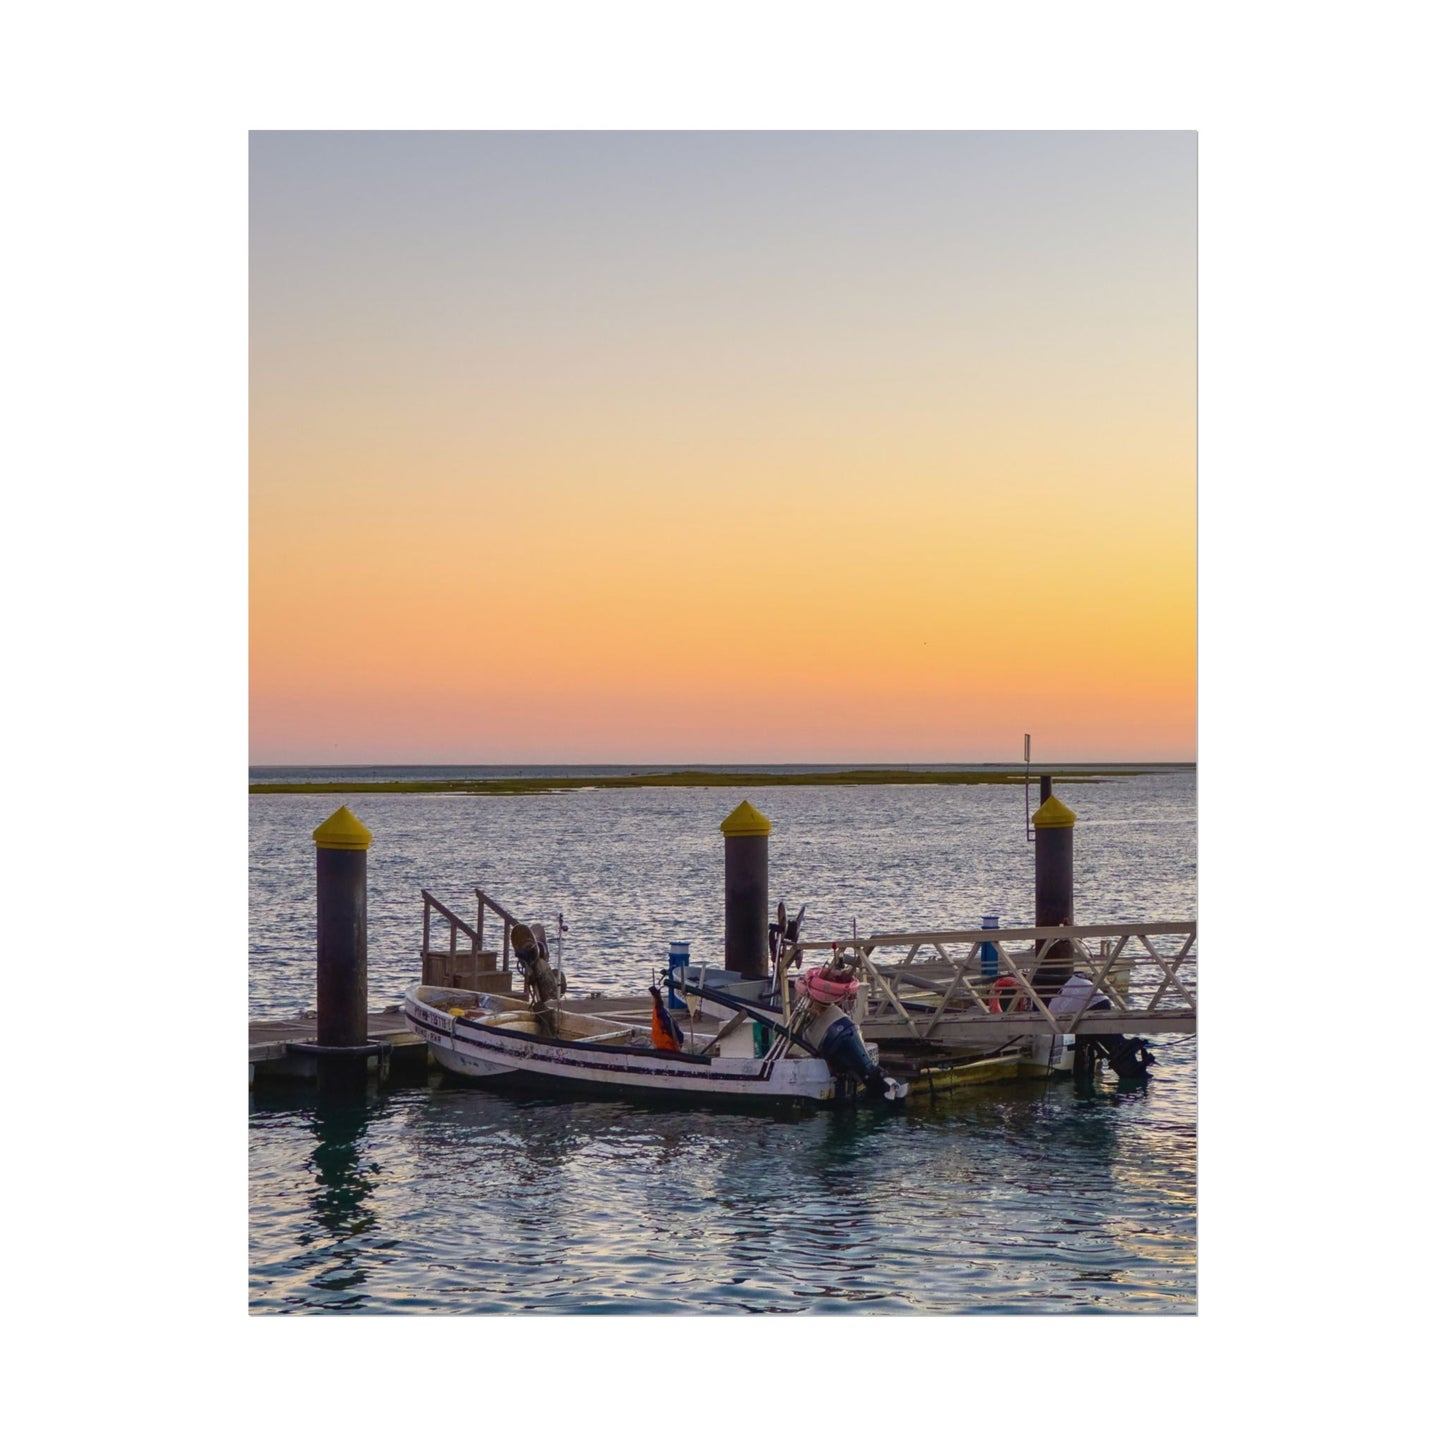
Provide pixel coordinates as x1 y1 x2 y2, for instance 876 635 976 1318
720 800 772 837
312 805 373 851
1032 795 1077 830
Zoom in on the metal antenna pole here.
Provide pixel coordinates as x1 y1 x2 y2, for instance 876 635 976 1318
1024 732 1033 842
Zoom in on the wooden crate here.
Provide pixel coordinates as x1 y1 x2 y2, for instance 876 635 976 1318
422 950 514 994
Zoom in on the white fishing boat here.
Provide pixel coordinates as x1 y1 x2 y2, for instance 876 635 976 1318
402 921 907 1105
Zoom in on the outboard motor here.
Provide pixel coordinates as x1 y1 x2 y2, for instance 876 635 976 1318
813 1013 892 1098
1076 1032 1157 1080
795 959 906 1101
1105 1036 1157 1080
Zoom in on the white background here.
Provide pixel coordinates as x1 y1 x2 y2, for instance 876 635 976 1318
4 1 1436 1438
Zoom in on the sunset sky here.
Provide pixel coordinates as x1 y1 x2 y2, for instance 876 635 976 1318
250 131 1195 763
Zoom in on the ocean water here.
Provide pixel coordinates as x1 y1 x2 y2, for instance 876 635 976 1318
249 767 1196 1313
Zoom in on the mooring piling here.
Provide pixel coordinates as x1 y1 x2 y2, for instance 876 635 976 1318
720 800 771 979
310 805 385 1096
1032 788 1077 992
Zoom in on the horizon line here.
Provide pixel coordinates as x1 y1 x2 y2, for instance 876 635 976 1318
249 759 1198 769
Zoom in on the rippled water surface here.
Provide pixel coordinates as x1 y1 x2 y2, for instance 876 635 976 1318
250 769 1196 1313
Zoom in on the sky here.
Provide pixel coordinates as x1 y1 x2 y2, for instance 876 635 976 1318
250 131 1195 764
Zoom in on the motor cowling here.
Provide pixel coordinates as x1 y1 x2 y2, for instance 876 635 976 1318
802 1001 892 1099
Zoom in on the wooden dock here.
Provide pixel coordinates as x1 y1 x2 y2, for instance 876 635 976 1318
249 1007 423 1084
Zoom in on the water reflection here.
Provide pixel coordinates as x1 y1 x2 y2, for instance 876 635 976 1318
301 1100 380 1303
249 1077 1195 1313
309 1102 377 1233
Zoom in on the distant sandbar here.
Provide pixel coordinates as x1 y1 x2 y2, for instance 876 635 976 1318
250 767 1144 796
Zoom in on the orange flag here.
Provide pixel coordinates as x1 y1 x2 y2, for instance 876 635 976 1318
649 985 684 1051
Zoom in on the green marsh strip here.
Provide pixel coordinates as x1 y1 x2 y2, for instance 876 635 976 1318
250 769 1141 796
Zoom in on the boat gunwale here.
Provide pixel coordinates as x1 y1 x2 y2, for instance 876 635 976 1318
402 996 723 1069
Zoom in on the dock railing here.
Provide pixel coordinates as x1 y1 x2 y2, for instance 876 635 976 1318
778 922 1197 1042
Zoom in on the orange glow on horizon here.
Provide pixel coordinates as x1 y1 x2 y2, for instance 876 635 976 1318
251 132 1195 763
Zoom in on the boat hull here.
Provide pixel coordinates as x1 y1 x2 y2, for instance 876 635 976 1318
403 987 840 1102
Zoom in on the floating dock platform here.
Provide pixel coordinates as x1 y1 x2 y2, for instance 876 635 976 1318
249 994 662 1086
